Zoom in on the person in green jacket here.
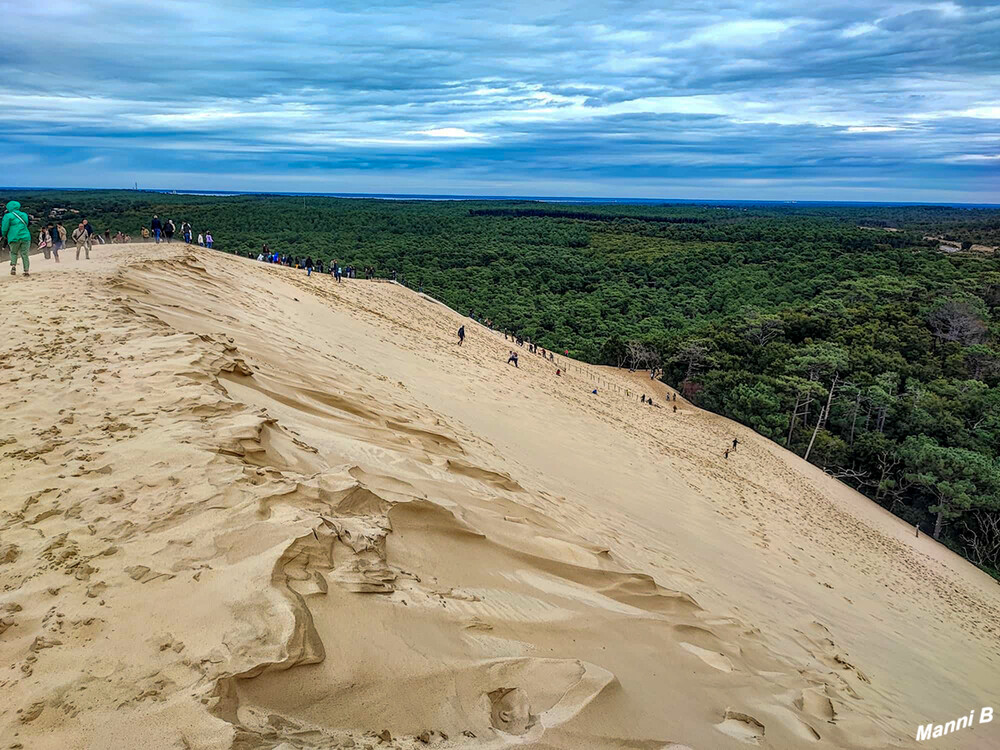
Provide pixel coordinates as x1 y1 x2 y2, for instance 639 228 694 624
3 200 31 276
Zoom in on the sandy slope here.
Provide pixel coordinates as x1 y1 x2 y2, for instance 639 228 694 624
1 244 997 750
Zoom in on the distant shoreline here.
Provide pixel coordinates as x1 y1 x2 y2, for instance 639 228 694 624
1 186 998 209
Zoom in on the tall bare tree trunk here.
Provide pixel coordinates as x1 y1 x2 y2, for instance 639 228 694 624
787 395 800 446
804 373 839 462
848 389 861 447
933 507 946 540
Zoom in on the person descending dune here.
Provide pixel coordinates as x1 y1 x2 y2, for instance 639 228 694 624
457 325 465 346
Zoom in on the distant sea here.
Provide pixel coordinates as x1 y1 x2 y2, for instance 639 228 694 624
155 191 1000 208
5 187 999 208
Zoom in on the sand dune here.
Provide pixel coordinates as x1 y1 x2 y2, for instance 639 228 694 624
1 244 998 749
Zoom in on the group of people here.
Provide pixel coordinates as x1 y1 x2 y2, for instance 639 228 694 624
3 200 224 279
252 246 380 283
457 314 706 433
456 319 555 372
35 223 68 262
146 216 213 247
503 330 555 361
640 391 677 405
468 311 495 329
3 201 107 276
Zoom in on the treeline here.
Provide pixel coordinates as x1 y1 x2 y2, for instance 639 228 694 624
7 189 1000 576
468 207 708 224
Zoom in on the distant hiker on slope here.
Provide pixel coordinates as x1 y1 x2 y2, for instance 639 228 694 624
732 437 739 451
205 231 213 249
305 256 314 276
3 200 31 277
164 219 175 243
458 325 465 346
151 215 162 243
507 351 518 367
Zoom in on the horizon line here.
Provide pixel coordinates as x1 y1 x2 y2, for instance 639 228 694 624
2 185 999 209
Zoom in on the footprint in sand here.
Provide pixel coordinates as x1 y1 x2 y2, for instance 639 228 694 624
679 641 734 672
715 710 765 745
796 686 837 721
488 687 536 735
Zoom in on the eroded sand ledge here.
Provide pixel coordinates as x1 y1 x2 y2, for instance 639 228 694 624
1 245 998 749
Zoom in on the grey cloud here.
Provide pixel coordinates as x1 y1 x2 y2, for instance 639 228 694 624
0 0 996 200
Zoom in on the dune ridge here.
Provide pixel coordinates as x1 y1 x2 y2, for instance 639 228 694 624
1 244 998 749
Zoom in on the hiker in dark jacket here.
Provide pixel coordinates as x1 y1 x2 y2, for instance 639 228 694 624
151 215 163 243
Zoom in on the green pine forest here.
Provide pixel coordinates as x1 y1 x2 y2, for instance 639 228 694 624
10 189 1000 578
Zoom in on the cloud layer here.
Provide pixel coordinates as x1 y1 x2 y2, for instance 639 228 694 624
2 1 998 201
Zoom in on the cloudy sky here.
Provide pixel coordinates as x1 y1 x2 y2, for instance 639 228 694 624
2 1 998 201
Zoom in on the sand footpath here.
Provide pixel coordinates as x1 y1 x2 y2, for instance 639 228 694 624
1 244 998 749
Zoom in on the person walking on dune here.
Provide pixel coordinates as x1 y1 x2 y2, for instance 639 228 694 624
38 225 53 260
164 219 175 243
458 325 465 346
53 222 66 262
732 437 739 451
150 215 162 243
72 222 91 260
3 200 32 276
507 351 518 367
205 231 213 249
305 256 314 276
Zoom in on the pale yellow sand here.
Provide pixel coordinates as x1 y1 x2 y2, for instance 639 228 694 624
1 244 997 749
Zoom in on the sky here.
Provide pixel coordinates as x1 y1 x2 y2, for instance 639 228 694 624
1 1 998 202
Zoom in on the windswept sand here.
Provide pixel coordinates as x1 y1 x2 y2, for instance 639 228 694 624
1 244 998 749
